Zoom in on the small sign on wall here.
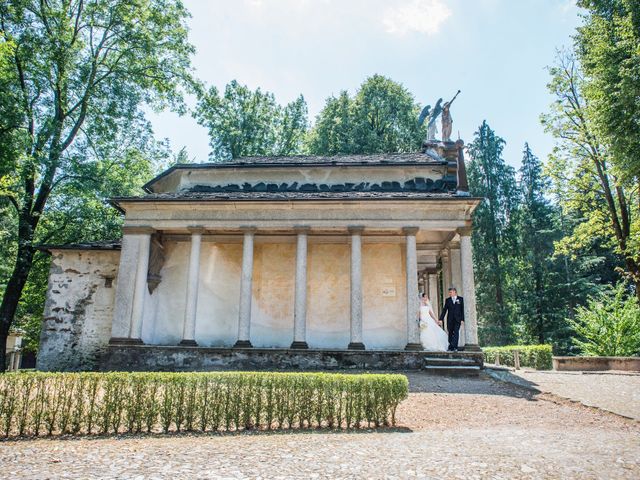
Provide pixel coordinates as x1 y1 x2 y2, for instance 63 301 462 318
382 286 396 297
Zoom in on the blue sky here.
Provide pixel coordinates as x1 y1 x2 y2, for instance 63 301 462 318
148 0 582 167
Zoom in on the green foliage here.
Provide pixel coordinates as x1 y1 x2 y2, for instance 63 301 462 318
0 0 195 368
306 75 425 155
569 283 640 356
483 344 553 370
194 80 308 160
541 47 638 288
577 0 640 184
467 121 519 345
511 144 585 351
0 371 409 437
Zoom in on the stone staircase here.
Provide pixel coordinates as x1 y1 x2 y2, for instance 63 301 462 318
422 354 483 376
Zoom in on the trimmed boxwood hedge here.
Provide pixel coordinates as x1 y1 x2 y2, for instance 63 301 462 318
483 345 553 370
0 371 408 438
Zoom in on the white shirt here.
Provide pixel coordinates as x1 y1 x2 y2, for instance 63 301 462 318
452 296 458 303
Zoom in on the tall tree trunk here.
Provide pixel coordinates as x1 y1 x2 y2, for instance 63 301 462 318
0 220 37 372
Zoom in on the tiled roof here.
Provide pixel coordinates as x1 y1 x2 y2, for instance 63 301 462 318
38 240 122 251
210 152 448 166
113 190 468 202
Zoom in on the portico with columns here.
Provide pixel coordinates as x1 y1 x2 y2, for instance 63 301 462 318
37 142 483 372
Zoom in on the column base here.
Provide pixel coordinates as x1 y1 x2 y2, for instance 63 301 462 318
178 339 198 347
109 337 144 345
234 340 253 348
404 342 424 351
463 343 482 352
290 341 309 349
347 342 366 350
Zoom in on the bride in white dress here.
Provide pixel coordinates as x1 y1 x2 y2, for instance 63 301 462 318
419 293 449 351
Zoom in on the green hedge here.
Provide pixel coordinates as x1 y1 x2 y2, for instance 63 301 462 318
483 345 553 370
0 371 408 437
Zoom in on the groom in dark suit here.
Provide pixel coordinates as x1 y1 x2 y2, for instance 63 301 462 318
439 287 464 351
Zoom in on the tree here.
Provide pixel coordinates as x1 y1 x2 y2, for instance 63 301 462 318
576 0 640 184
513 144 556 344
11 128 172 355
467 121 519 345
0 0 194 371
306 75 425 155
194 80 308 160
541 50 639 294
305 91 353 155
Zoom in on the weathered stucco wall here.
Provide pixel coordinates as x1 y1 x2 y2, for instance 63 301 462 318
143 242 242 347
362 243 407 349
252 244 296 348
140 240 408 349
38 238 410 371
37 250 120 371
306 244 351 348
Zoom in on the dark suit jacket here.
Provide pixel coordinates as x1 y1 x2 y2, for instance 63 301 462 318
439 296 465 324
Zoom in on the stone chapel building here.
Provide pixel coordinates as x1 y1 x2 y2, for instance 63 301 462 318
37 139 482 371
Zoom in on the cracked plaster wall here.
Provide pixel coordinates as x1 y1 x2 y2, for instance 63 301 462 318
37 250 120 371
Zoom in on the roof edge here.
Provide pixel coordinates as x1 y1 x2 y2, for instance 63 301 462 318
142 159 450 193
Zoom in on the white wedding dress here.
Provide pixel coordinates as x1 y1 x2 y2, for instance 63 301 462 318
419 301 449 351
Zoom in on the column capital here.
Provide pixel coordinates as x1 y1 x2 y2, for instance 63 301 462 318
348 225 365 234
187 226 205 235
294 225 311 234
457 226 473 237
122 226 155 235
239 226 257 234
402 226 419 235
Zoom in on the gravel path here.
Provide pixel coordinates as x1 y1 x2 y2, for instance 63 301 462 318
1 373 638 479
507 370 640 420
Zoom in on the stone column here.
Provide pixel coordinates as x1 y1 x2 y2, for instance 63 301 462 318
235 227 256 348
110 227 153 345
291 227 309 349
422 272 429 295
348 226 365 350
448 245 462 337
404 227 422 351
180 227 204 346
459 227 480 350
428 272 439 317
442 249 452 294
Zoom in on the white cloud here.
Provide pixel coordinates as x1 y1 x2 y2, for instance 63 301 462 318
383 0 452 36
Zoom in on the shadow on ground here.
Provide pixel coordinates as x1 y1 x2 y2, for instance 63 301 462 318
403 370 540 400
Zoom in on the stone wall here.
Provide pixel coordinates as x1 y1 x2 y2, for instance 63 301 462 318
37 249 120 371
100 345 484 372
553 356 640 372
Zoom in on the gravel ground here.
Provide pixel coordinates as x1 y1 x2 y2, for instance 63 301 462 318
507 369 640 420
1 372 638 480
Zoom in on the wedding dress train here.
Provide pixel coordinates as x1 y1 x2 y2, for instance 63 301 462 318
419 301 449 351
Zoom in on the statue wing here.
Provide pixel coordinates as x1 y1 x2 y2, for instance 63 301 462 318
418 105 431 126
427 102 443 127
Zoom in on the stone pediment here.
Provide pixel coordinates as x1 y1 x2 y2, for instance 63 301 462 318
144 150 461 196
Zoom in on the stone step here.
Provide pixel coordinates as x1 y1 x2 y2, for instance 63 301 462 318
423 365 481 376
423 357 481 367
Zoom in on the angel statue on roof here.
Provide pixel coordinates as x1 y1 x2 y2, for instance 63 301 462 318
418 90 461 142
418 98 442 141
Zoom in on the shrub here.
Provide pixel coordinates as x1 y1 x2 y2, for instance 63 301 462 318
0 371 408 438
569 283 640 357
483 344 553 370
